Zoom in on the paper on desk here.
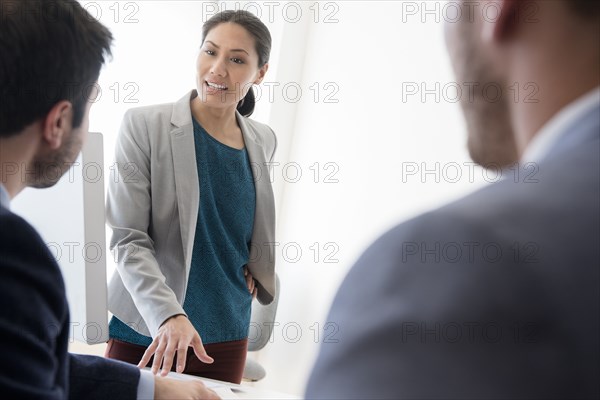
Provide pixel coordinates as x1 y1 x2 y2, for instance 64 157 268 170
161 370 239 399
171 379 239 399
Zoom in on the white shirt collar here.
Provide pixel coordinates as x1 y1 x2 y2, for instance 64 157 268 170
521 86 600 164
0 183 10 210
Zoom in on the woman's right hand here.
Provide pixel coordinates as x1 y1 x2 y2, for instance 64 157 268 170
138 314 214 376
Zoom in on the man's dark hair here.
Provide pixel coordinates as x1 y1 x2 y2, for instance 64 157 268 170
0 0 113 137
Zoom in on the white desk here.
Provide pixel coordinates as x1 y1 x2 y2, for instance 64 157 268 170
158 370 301 400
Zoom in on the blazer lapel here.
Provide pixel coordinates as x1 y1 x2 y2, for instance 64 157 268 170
236 111 271 197
237 111 276 297
170 91 199 272
167 93 275 284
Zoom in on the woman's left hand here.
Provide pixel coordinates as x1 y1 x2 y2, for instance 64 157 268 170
244 266 257 300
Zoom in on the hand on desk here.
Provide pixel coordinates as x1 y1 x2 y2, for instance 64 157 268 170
138 315 214 376
155 376 220 399
138 268 257 378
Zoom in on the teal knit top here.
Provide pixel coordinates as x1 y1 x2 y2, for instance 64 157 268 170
109 117 256 345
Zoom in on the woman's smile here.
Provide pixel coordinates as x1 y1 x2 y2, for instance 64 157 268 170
205 80 229 94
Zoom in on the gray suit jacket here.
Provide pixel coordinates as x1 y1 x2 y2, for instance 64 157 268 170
107 90 277 337
305 105 600 399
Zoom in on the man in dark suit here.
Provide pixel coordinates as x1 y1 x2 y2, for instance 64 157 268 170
306 0 599 398
0 0 218 398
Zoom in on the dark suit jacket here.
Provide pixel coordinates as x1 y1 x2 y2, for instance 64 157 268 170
305 105 600 399
0 204 141 399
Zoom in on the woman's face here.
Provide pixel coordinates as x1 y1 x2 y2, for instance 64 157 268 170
196 22 268 111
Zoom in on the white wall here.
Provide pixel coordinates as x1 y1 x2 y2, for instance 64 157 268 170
257 2 491 395
72 0 493 395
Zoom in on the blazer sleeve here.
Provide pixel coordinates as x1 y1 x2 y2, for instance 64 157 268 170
69 354 140 400
106 109 185 336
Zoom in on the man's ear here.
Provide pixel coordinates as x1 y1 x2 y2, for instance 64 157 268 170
42 100 73 150
254 63 269 85
481 0 523 44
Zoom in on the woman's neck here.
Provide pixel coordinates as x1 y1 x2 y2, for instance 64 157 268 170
190 96 239 135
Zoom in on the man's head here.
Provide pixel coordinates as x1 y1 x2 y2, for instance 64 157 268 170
445 0 600 168
0 0 112 188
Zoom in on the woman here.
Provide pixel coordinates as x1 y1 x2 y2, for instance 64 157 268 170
105 10 277 384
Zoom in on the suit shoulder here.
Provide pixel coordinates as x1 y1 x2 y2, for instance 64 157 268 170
118 102 178 146
121 102 177 132
123 102 174 120
0 207 50 250
0 209 63 275
343 179 542 309
0 208 66 309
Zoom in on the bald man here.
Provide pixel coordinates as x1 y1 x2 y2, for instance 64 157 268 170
306 1 599 398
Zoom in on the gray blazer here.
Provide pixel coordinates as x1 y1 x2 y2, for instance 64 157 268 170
106 90 277 337
305 105 600 399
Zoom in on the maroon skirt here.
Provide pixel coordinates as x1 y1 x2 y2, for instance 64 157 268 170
105 338 248 384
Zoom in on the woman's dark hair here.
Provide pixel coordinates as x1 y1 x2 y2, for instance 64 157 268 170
0 0 113 137
202 10 271 117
